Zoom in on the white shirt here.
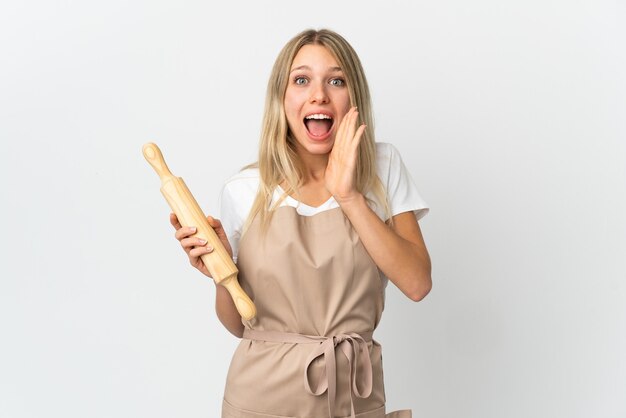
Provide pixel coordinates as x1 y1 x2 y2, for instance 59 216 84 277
219 142 429 264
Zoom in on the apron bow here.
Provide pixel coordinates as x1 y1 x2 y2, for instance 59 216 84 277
303 333 373 418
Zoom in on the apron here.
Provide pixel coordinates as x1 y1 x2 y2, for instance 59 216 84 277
222 206 412 418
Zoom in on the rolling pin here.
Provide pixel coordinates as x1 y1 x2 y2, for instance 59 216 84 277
142 142 256 320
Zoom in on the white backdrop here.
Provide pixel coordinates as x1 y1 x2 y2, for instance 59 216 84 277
1 1 625 417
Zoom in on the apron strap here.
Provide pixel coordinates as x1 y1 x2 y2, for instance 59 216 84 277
243 329 374 418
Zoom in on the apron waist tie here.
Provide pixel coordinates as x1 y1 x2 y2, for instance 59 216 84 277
243 328 374 418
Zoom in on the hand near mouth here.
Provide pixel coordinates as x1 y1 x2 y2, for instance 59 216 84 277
324 106 367 205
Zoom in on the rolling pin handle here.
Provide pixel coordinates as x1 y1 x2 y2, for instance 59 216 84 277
220 275 257 321
142 142 174 180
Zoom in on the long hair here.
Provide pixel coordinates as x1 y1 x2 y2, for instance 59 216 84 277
243 29 391 233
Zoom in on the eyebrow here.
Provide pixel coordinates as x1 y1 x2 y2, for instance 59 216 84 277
289 65 343 73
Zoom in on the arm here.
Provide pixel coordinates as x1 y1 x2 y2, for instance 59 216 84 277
170 213 245 337
214 282 245 337
325 107 431 301
338 197 432 301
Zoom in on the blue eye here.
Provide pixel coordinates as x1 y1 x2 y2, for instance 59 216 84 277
294 77 308 85
330 78 345 87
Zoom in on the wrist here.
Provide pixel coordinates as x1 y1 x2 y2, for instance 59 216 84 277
335 192 366 215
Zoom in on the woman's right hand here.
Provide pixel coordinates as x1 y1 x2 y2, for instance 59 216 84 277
169 213 233 278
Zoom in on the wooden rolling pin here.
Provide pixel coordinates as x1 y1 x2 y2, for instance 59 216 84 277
142 142 256 320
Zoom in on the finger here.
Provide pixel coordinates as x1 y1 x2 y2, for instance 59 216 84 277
346 110 358 144
334 113 348 146
336 107 355 141
175 226 197 240
206 216 222 228
189 245 213 258
206 217 226 238
169 213 182 229
347 107 359 143
345 106 357 128
180 236 208 250
351 124 367 152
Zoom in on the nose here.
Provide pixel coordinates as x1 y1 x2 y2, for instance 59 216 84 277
309 81 329 104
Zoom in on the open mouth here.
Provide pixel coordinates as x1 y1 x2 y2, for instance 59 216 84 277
303 113 334 138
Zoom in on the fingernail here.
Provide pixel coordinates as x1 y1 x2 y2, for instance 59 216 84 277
206 246 213 252
190 227 196 232
199 239 207 244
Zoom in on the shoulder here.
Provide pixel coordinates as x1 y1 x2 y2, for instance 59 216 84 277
219 166 259 259
223 166 260 189
374 141 402 186
219 166 259 228
374 141 430 220
375 141 397 159
221 166 260 203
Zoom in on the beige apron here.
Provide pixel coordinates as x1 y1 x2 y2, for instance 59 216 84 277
222 206 412 418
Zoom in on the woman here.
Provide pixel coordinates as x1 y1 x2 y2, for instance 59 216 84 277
171 29 431 418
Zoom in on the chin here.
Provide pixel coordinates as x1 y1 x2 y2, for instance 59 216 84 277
296 136 334 156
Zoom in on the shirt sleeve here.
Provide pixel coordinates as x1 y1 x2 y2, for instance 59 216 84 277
380 142 430 221
219 182 243 263
218 168 260 263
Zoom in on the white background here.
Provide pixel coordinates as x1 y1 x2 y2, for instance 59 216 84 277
1 1 625 417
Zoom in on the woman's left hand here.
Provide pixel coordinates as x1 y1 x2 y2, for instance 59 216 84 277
325 106 367 204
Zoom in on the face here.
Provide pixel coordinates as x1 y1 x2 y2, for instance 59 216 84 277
284 44 351 157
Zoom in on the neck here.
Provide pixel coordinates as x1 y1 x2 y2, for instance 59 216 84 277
295 147 329 184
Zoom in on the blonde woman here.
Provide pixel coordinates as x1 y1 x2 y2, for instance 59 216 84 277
171 29 431 418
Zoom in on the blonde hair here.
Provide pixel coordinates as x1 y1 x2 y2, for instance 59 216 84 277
244 29 391 232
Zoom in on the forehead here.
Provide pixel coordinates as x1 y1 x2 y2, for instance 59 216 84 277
290 44 341 70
